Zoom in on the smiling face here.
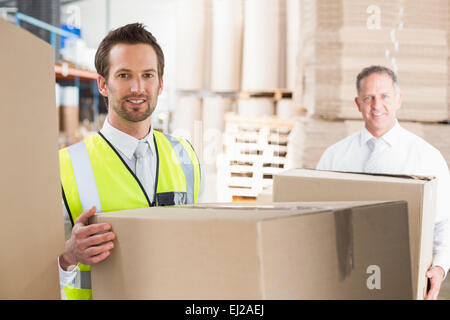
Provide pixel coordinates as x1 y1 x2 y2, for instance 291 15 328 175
98 43 163 125
355 72 402 137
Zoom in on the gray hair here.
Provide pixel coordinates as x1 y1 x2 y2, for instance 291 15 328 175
356 65 400 96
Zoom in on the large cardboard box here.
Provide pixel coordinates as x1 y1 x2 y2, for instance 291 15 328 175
90 201 412 299
273 169 437 300
0 18 65 298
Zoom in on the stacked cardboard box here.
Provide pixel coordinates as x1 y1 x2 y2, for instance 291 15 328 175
90 201 412 299
273 169 438 299
0 18 65 299
299 0 449 121
448 2 450 118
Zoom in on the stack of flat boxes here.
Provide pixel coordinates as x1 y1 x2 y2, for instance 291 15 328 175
448 2 450 118
289 0 450 170
301 0 449 120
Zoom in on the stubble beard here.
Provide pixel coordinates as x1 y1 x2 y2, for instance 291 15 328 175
111 93 158 123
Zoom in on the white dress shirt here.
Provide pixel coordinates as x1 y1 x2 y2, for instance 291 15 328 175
59 118 204 292
317 120 450 276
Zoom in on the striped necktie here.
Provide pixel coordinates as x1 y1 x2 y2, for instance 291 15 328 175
134 140 153 201
364 137 383 173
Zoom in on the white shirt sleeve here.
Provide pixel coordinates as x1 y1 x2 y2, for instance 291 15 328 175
58 256 78 287
429 157 450 278
59 201 78 290
432 218 450 278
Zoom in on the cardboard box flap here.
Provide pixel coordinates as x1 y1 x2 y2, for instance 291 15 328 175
0 18 64 299
272 168 436 299
92 201 404 222
284 168 435 182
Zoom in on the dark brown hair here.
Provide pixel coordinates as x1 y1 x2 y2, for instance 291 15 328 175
94 22 165 81
356 65 399 96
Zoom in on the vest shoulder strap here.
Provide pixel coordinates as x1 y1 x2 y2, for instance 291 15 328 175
153 131 200 204
67 137 103 214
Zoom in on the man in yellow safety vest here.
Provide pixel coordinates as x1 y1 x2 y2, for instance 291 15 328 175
57 23 202 300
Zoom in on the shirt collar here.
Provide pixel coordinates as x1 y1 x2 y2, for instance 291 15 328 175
100 117 155 160
360 119 401 148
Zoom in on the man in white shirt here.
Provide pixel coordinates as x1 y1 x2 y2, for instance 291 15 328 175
316 65 450 300
58 23 203 299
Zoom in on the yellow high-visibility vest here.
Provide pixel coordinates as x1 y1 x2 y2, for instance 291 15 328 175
59 130 201 300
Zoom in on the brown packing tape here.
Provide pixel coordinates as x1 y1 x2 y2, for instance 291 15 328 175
334 208 354 281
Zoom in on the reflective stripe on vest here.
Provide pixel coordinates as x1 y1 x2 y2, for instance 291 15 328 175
155 132 194 204
179 138 201 204
66 140 103 213
59 130 200 300
64 286 92 300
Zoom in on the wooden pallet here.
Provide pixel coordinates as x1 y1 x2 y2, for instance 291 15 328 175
225 112 295 131
220 113 294 199
239 89 293 101
232 195 257 203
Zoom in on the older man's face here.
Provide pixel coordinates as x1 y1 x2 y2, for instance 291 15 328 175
355 72 402 137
